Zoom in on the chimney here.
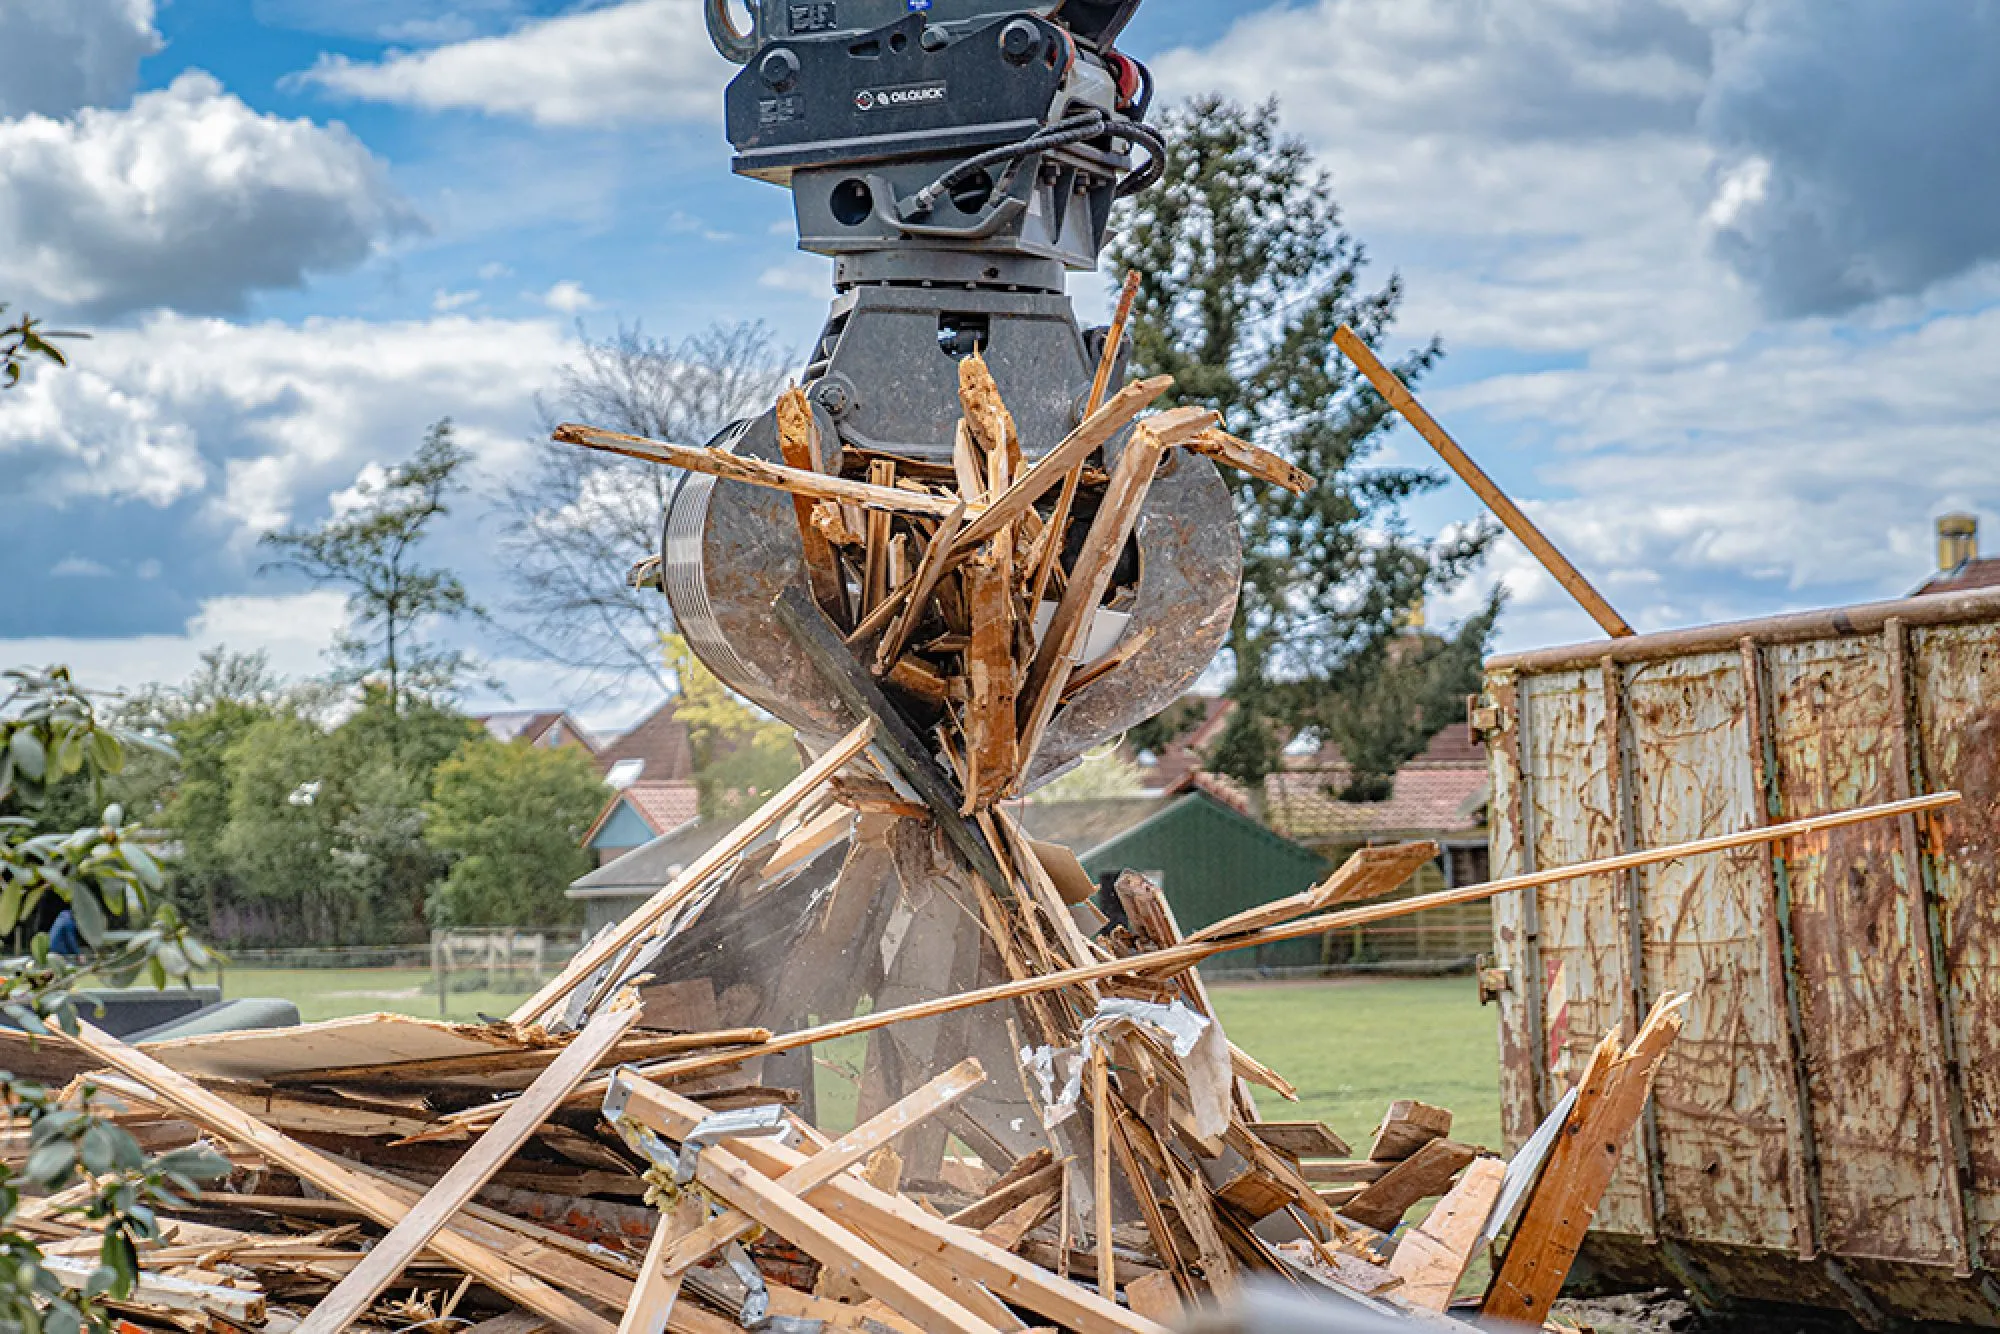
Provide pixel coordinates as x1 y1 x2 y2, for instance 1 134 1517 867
1938 513 1979 573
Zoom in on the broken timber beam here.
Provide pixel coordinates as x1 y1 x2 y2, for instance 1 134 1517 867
59 1021 615 1334
1481 993 1690 1326
1331 325 1633 639
296 997 643 1334
554 423 973 521
625 791 1954 1084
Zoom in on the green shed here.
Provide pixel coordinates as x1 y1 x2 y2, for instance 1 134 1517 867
1019 789 1331 974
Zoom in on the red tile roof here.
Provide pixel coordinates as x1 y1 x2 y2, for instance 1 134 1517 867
623 782 700 836
584 781 701 848
1264 765 1490 844
1915 559 2000 596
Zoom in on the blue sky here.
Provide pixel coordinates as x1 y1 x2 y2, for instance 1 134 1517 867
3 0 1998 733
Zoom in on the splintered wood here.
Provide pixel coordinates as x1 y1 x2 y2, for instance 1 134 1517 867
3 357 1708 1333
562 352 1278 810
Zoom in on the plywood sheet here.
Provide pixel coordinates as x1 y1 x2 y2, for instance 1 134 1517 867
139 1013 536 1081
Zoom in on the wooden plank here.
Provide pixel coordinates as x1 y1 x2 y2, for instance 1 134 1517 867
873 502 968 669
618 1075 1166 1334
1330 325 1632 639
1247 1122 1353 1161
963 550 1019 812
1299 1159 1391 1185
949 376 1175 557
1087 271 1142 416
1386 1156 1505 1312
40 1255 265 1322
659 1059 987 1279
959 349 1020 479
1013 413 1179 785
862 460 896 613
1090 1047 1116 1299
1482 994 1689 1327
554 422 972 520
1368 1100 1454 1162
271 1028 768 1089
618 1195 704 1334
692 1146 1001 1334
777 386 850 626
60 1021 614 1334
509 719 874 1026
1182 428 1314 495
297 999 643 1334
1124 1269 1184 1325
949 1160 1066 1232
1187 842 1439 944
1341 1138 1480 1231
628 794 1957 1085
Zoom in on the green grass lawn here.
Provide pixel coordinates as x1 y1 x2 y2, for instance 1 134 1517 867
192 968 1502 1151
198 965 537 1025
1208 975 1503 1154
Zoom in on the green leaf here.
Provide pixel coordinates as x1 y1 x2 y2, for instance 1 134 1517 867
78 1122 118 1176
23 1139 75 1187
121 842 162 890
8 729 45 781
89 730 123 777
0 879 21 934
67 888 106 947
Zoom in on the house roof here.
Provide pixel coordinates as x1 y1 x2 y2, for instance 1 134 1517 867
475 710 595 751
1264 764 1491 844
1011 795 1179 854
569 819 733 899
1915 559 2000 596
582 781 701 847
595 698 698 784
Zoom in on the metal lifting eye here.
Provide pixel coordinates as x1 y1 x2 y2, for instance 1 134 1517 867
705 0 759 64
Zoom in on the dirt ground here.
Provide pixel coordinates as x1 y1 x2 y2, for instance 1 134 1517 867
1555 1289 1873 1334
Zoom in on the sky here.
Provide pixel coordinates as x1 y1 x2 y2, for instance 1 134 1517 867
3 0 1997 736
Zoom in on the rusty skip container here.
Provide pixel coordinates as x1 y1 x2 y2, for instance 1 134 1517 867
1480 584 2000 1327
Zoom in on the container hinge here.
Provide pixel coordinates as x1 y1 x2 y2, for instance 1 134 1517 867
1468 693 1512 741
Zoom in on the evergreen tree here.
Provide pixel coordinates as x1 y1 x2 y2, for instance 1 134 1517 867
261 420 481 717
1107 96 1500 795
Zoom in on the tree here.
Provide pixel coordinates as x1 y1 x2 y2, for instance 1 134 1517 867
261 420 481 716
498 323 790 693
1106 96 1500 794
1027 750 1145 804
425 739 606 928
663 635 801 823
211 689 476 946
0 667 227 1333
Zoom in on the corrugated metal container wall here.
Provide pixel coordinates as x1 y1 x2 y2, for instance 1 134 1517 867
1482 587 2000 1327
1079 794 1330 971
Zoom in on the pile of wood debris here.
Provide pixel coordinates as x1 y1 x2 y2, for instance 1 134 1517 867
4 339 1727 1333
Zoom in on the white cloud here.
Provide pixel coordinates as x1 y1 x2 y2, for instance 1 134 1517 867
0 71 419 319
433 288 481 313
0 0 159 119
758 259 832 299
1155 0 2000 656
540 280 595 314
0 590 351 694
50 556 115 579
0 311 572 539
296 0 727 128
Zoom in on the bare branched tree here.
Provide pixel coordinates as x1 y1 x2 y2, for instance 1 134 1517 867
499 322 792 692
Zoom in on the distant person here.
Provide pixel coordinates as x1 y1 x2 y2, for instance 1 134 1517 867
47 908 83 958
